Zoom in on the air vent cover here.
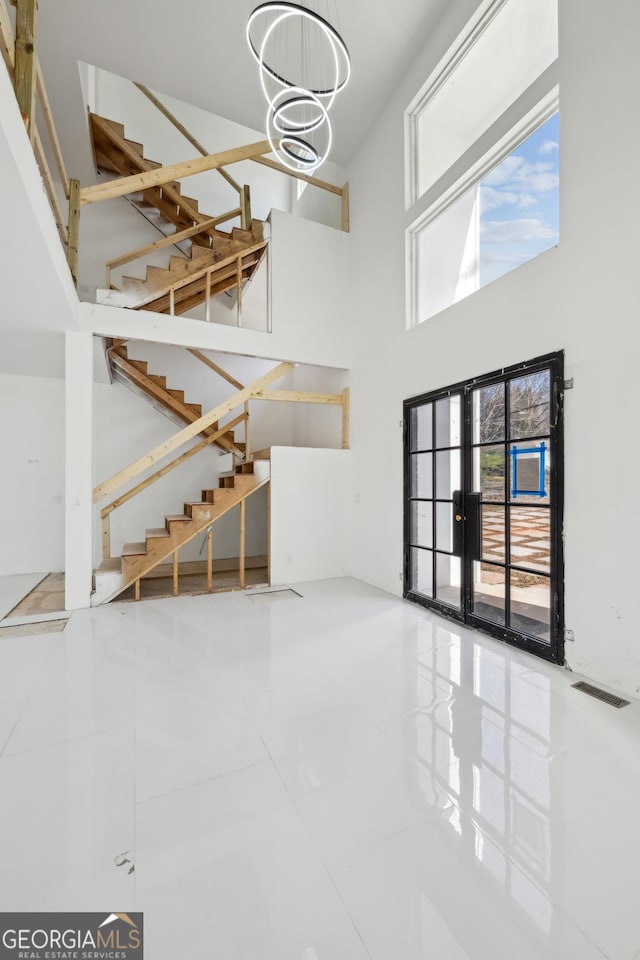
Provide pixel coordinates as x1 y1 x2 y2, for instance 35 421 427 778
572 681 630 709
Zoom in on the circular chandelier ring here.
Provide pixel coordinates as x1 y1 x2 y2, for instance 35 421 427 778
271 90 327 135
247 2 351 102
266 89 332 174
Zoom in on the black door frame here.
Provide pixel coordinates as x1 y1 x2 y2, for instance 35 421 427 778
403 352 565 665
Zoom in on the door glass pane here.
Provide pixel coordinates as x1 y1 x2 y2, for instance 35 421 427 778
411 453 433 499
482 505 505 562
436 553 461 608
473 444 505 501
509 371 550 440
510 571 551 643
509 443 550 504
435 395 461 448
436 502 453 552
411 547 433 597
410 404 433 451
411 501 433 548
510 508 550 573
435 449 461 499
472 561 506 625
473 383 505 443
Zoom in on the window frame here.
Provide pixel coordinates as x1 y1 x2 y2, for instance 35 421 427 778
404 0 559 327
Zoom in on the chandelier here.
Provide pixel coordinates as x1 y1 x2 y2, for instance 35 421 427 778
246 1 351 174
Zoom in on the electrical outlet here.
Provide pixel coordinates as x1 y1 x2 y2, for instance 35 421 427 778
564 628 575 642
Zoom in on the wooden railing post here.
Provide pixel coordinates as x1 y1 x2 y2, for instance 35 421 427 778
342 387 350 449
207 528 213 592
244 401 251 461
241 184 252 230
14 0 37 144
341 182 350 233
67 178 81 286
236 255 243 327
239 500 246 588
101 514 111 560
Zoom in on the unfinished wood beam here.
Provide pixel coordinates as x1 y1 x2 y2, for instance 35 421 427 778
250 155 343 195
134 83 242 195
80 140 273 206
0 0 15 76
256 389 342 404
239 500 246 589
101 413 246 518
93 361 294 504
173 551 179 596
106 210 241 272
187 349 245 391
244 402 251 462
36 62 69 196
341 182 350 233
34 128 68 245
67 178 81 286
342 387 350 449
207 529 213 592
101 515 111 561
241 184 251 230
14 0 37 143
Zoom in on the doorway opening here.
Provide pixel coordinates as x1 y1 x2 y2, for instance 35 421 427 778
404 352 564 663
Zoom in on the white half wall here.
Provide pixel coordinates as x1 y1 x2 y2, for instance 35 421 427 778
0 375 65 576
270 447 351 585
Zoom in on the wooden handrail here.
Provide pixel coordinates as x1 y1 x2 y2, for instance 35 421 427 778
33 128 68 245
80 140 273 207
255 389 343 404
0 0 15 74
36 62 69 197
134 83 242 196
250 155 343 196
106 208 241 273
101 413 246 520
93 361 293 504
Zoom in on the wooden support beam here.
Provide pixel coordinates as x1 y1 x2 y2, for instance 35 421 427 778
101 413 246 518
250 155 343 195
341 182 350 233
67 178 81 286
255 389 342 404
34 128 68 245
93 362 293 504
173 551 179 596
0 0 15 75
14 0 37 143
207 529 213 592
241 184 252 230
244 402 251 462
239 500 246 589
80 140 273 206
236 255 243 327
36 62 69 197
135 579 141 601
106 210 241 272
187 349 245 391
205 270 211 323
102 515 111 561
342 387 350 449
134 83 242 194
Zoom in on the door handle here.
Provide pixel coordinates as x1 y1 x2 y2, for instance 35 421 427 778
452 490 464 556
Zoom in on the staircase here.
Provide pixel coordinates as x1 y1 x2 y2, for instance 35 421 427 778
107 340 245 457
93 459 270 605
90 113 267 315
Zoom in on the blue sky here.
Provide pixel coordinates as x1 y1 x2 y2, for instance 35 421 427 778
479 113 559 285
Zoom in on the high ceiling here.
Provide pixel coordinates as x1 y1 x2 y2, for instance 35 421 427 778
37 0 450 182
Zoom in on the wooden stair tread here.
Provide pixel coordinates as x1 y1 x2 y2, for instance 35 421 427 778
97 558 122 573
166 515 191 522
122 541 147 557
146 528 170 539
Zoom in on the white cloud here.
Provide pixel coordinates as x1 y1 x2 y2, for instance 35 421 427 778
539 139 559 155
479 186 518 211
518 193 538 209
480 218 559 244
483 155 558 196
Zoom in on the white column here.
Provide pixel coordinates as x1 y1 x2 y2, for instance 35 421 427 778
64 331 94 610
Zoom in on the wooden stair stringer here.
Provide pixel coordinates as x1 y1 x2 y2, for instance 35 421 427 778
108 345 244 456
92 474 270 605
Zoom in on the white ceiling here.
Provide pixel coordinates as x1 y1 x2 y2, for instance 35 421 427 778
37 0 450 182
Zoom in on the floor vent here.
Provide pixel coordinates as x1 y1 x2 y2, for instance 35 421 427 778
246 588 302 604
572 681 630 708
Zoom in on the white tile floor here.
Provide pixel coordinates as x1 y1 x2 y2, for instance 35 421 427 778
0 577 638 959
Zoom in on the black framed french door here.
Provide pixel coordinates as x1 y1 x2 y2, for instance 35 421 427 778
404 352 564 664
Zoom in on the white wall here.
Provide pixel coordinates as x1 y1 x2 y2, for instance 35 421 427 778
83 209 351 370
291 157 346 231
347 0 640 696
0 374 65 575
270 448 351 585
